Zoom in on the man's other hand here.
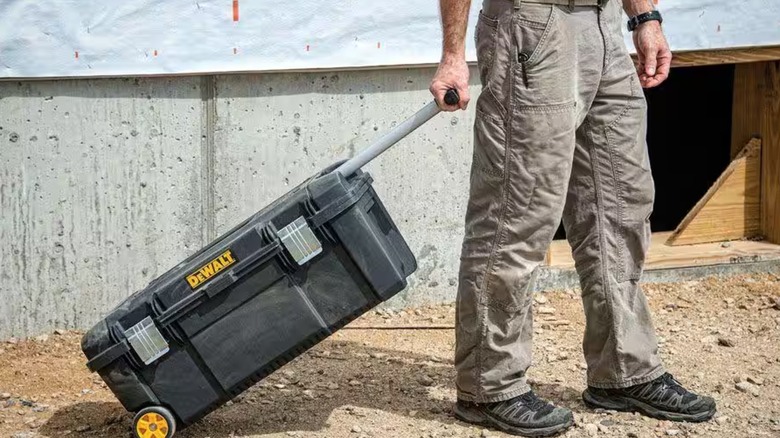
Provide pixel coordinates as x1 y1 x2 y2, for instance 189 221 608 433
632 21 672 88
430 57 470 111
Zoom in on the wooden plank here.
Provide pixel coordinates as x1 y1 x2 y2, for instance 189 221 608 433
655 45 780 68
761 61 780 243
731 63 763 158
547 232 780 271
666 139 762 246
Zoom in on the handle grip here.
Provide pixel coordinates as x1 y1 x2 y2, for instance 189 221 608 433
444 89 460 106
335 89 460 177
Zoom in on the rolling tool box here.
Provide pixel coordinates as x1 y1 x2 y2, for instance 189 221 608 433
81 90 459 438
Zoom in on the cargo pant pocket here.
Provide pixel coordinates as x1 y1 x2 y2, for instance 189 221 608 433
475 11 500 86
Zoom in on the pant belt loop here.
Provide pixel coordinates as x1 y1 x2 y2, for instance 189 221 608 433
513 0 522 10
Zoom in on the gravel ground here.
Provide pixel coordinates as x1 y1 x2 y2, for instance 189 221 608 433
0 274 779 438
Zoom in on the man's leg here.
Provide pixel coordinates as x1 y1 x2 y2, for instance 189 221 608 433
562 0 715 422
453 0 606 435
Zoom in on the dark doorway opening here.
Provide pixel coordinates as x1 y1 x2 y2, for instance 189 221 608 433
554 63 735 240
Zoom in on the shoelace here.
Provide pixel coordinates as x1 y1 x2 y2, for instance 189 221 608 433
518 391 552 412
660 373 687 396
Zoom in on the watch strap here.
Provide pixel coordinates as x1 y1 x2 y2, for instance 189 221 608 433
627 10 663 32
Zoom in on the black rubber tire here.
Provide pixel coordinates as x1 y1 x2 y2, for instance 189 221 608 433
132 406 177 438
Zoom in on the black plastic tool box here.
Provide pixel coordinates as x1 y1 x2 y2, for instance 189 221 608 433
82 91 459 438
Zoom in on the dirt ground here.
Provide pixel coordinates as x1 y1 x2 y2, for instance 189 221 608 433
1 274 779 438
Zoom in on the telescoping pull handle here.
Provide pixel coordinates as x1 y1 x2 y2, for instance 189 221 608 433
335 89 460 177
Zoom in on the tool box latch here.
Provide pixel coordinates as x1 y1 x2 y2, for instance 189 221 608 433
124 316 170 365
278 216 322 265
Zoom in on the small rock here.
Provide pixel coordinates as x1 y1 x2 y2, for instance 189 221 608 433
417 374 434 387
481 429 491 438
351 425 362 433
600 419 616 427
75 425 90 432
597 424 609 433
349 380 362 386
734 375 747 384
273 384 286 389
32 404 49 412
666 430 681 436
537 306 556 315
326 383 339 390
579 362 588 370
0 393 10 400
54 329 66 336
627 433 639 438
286 432 299 437
20 399 34 407
534 294 548 304
81 389 91 395
6 338 18 345
33 334 49 343
369 352 387 359
718 337 735 347
584 423 598 436
735 381 759 396
747 376 764 386
224 400 233 407
715 416 729 425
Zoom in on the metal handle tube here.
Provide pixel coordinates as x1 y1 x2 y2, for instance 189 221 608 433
335 100 441 177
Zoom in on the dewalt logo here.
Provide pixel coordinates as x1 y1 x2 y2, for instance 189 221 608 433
186 250 237 289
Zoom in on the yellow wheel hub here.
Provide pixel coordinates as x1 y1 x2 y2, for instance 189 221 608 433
136 413 170 438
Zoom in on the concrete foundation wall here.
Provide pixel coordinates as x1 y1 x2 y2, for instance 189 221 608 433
0 68 481 338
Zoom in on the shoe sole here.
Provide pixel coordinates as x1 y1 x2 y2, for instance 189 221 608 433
452 403 573 437
582 389 716 423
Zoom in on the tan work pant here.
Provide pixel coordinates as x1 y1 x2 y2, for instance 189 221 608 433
455 0 665 403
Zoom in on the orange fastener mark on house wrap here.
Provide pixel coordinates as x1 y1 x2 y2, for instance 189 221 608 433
233 47 238 54
377 42 381 49
306 44 310 51
74 51 79 59
233 0 239 21
153 49 158 56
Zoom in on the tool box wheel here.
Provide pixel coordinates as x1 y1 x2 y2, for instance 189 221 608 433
132 406 176 438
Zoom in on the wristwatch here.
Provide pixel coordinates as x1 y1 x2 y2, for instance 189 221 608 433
627 10 663 32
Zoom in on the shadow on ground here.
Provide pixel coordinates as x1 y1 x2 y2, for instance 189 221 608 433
40 341 585 437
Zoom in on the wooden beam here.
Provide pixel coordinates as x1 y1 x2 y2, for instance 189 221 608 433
653 45 780 68
547 232 780 271
732 63 764 158
666 139 762 246
761 62 780 244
